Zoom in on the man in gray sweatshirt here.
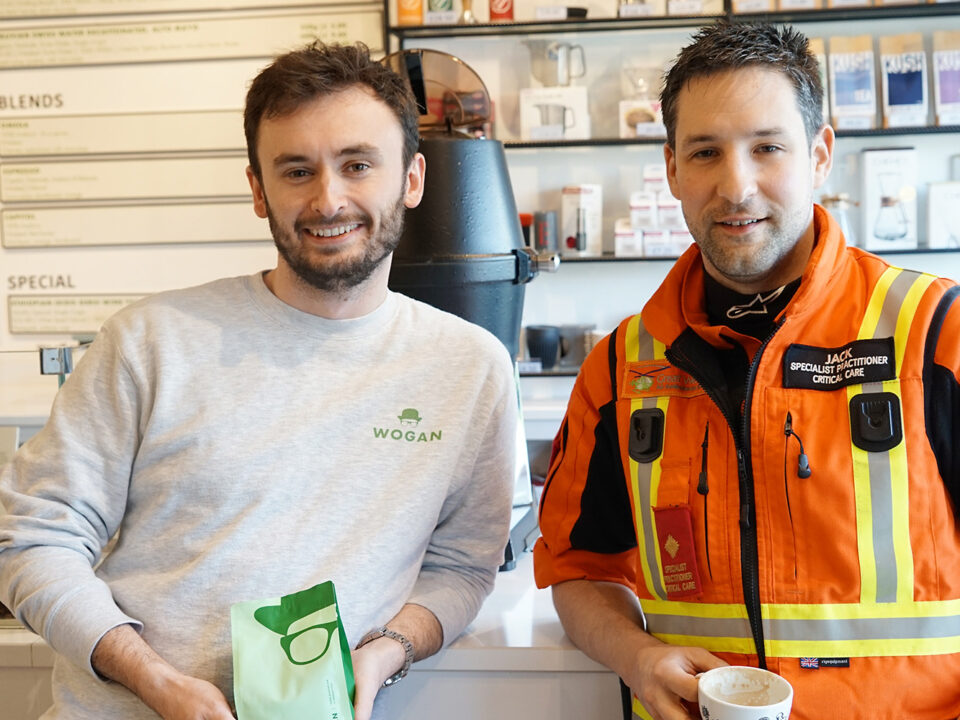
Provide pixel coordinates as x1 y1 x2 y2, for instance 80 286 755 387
0 42 517 720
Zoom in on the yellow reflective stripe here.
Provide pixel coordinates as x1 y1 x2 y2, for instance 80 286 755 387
767 637 960 658
624 314 641 369
849 267 901 602
886 272 935 604
651 634 757 655
626 315 665 600
649 395 670 595
857 266 901 340
641 597 960 620
632 696 655 720
643 598 960 657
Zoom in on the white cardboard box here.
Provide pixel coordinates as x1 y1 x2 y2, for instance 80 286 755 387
927 181 960 249
519 87 590 141
560 184 603 257
860 147 918 251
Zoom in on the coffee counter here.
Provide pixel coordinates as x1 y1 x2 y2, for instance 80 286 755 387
0 551 623 720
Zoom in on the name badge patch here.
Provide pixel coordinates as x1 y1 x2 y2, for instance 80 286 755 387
782 338 896 390
653 505 702 599
622 361 703 399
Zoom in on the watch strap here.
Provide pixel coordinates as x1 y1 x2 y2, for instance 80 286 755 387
356 625 414 686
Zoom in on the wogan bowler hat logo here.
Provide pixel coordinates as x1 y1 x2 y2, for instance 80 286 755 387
374 408 443 443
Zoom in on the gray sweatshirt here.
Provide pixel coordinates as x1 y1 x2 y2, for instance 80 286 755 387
0 273 517 719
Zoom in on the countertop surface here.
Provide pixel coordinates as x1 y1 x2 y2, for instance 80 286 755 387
0 552 610 675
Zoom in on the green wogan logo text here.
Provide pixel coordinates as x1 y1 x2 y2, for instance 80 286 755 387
373 408 443 443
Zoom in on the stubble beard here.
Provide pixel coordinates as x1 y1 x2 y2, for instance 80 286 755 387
688 200 811 288
266 195 407 295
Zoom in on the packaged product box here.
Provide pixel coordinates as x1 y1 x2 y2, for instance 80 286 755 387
618 99 666 138
642 228 673 257
657 195 686 230
667 0 723 15
732 0 774 13
926 182 960 249
860 147 918 251
880 33 928 128
829 35 878 130
618 0 667 16
809 38 830 124
670 229 695 256
875 0 919 4
614 218 644 257
778 0 822 8
560 184 603 257
519 86 590 141
629 190 658 230
642 163 669 196
826 0 871 6
933 31 960 126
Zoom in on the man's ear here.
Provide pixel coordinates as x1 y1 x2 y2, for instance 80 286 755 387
246 166 268 219
403 153 426 209
811 124 835 190
664 142 680 199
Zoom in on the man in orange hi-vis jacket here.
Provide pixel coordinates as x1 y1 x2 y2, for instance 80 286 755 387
534 22 960 720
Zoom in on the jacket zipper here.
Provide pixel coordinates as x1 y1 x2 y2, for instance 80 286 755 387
666 318 786 670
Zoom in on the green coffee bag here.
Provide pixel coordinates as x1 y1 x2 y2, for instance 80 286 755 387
232 581 355 720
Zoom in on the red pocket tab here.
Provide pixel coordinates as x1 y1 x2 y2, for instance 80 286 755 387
654 505 702 599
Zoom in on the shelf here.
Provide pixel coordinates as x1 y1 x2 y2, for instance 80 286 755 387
389 14 720 39
388 2 960 39
500 125 960 150
551 247 960 264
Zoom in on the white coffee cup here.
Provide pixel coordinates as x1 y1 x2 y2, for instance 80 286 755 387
697 666 793 720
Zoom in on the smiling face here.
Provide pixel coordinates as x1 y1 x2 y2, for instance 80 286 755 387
664 67 833 294
247 84 424 311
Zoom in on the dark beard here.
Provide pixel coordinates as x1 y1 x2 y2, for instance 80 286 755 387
267 195 406 294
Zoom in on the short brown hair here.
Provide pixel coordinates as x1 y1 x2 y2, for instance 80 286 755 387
660 23 823 148
244 41 420 179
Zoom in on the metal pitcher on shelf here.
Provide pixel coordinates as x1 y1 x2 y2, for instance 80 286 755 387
522 39 586 87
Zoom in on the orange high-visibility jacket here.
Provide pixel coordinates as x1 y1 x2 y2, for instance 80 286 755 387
534 206 960 720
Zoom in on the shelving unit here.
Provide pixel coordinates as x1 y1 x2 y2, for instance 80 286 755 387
383 1 960 330
386 2 960 41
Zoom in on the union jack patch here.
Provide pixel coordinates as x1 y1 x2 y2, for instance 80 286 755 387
799 657 820 669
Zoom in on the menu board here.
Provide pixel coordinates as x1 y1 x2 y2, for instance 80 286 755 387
3 0 345 17
0 2 382 358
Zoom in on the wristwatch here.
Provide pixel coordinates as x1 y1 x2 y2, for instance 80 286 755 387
356 626 414 686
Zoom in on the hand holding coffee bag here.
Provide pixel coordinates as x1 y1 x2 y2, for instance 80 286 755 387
232 581 355 720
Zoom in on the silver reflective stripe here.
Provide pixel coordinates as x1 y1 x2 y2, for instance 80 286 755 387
862 269 920 604
644 610 960 643
873 270 920 339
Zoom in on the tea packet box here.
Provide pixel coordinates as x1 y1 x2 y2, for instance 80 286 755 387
880 33 928 128
666 0 723 15
860 147 918 251
829 35 878 130
826 0 871 7
933 31 960 126
777 0 822 10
